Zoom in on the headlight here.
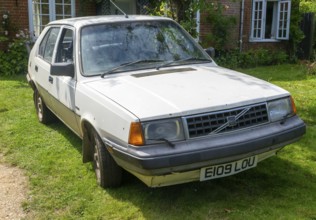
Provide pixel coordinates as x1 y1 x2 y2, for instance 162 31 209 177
143 118 185 144
267 97 295 122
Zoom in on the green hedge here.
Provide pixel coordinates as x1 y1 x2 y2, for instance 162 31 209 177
0 37 29 76
216 48 289 69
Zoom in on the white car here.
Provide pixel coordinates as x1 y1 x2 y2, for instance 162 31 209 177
27 15 306 188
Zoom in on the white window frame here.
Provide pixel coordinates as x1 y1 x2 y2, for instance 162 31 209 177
28 0 75 40
277 0 291 40
250 0 291 42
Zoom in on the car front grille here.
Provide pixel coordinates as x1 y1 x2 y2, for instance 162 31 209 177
185 103 269 138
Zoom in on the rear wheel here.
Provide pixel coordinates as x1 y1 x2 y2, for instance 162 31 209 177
91 129 123 188
34 91 56 124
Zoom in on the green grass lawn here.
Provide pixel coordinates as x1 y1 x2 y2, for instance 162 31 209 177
0 64 315 219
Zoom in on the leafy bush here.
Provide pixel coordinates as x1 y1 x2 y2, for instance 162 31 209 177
216 48 289 69
202 1 236 49
0 30 30 76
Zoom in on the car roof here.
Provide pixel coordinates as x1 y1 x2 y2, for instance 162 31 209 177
48 15 173 29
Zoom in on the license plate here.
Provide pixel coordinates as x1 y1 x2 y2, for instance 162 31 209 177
200 156 258 181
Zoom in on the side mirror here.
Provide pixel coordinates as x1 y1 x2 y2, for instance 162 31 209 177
50 62 74 77
205 47 215 58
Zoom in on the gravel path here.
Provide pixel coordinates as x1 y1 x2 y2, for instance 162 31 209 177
0 154 28 220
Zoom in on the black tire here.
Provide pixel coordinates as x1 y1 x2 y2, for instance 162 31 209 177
91 129 123 188
34 91 56 124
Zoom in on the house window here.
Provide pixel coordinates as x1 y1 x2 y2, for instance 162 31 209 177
250 0 291 42
28 0 75 39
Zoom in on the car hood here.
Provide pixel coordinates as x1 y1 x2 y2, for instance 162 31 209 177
85 66 289 121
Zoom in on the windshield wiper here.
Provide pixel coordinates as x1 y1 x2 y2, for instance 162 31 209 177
156 57 211 70
101 59 164 78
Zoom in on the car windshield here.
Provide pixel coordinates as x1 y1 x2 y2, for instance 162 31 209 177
80 20 210 76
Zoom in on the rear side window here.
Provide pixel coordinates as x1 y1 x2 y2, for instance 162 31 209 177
38 27 60 63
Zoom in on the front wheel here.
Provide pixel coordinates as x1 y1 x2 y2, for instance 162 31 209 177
91 129 123 188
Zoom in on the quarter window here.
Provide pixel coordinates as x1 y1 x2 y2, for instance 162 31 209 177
250 0 291 41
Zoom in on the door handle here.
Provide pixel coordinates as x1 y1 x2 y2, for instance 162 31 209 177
49 76 53 84
35 65 38 72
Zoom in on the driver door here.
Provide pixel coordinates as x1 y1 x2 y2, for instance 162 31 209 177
49 27 80 135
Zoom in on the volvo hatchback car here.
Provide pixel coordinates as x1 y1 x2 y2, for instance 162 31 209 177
27 15 306 188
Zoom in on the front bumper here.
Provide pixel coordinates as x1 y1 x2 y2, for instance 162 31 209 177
105 116 305 186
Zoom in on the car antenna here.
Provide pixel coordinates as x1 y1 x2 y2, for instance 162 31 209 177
110 0 129 18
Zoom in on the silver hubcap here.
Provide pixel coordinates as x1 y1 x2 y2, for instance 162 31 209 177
37 97 43 119
94 145 101 184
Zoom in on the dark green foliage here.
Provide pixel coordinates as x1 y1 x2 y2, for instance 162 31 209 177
0 36 30 76
0 10 31 76
216 48 288 69
289 0 305 60
201 1 237 49
147 0 236 41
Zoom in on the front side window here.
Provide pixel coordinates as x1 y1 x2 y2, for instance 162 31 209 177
250 0 291 41
56 28 74 63
28 0 75 39
80 21 209 76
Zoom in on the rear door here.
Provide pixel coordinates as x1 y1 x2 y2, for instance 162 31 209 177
33 27 61 110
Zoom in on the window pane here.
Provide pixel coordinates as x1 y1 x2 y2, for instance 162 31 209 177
56 28 74 63
42 15 50 25
277 1 291 39
39 30 50 57
56 5 64 15
251 1 264 39
32 1 50 36
64 5 71 15
42 4 49 14
43 28 60 62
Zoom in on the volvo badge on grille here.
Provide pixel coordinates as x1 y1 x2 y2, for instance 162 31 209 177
210 107 251 134
227 116 237 127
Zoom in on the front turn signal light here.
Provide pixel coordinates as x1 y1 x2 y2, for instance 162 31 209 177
128 122 145 146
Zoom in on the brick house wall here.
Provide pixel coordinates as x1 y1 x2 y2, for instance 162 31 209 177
0 0 29 50
0 0 29 35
